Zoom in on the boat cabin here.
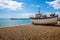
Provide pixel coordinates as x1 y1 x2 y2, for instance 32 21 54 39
35 13 42 18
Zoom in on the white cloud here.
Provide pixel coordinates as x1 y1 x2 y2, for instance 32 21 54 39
0 0 23 10
46 0 60 9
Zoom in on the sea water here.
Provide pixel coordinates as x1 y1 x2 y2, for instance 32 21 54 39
0 18 31 27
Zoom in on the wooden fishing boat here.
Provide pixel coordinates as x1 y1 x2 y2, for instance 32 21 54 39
30 16 58 25
30 7 58 25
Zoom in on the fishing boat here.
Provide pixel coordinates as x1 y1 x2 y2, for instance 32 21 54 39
30 7 58 25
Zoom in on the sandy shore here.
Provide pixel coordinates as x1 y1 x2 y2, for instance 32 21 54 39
0 21 60 40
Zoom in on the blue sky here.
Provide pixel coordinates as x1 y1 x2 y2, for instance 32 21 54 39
0 0 60 18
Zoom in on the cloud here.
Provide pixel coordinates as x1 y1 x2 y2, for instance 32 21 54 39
46 0 60 9
0 0 23 10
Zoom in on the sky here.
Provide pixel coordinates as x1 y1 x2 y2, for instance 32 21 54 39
0 0 60 18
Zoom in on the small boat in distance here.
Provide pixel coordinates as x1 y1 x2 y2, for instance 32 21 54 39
30 7 58 25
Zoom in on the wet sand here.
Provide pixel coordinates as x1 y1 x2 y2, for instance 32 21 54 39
0 21 60 40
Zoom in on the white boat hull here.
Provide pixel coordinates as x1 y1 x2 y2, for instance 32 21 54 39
30 17 58 24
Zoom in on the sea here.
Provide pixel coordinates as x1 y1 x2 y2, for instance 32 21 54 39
0 18 31 28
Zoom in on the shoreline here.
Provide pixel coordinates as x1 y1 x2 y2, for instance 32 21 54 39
0 21 60 28
0 23 31 28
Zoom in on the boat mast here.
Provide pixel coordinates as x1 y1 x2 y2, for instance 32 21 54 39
38 7 40 14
